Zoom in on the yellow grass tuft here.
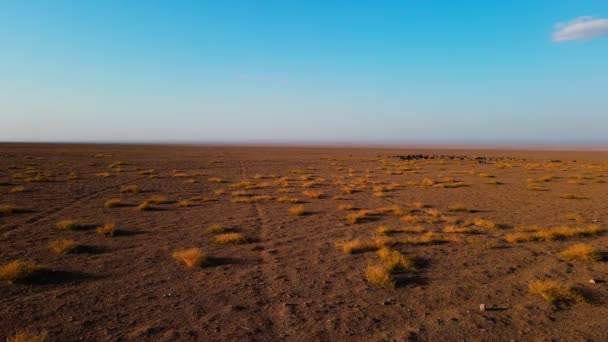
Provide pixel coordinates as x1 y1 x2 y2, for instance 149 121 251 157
421 178 435 186
527 184 547 191
564 213 586 223
302 190 323 199
559 244 601 262
346 210 374 224
7 331 48 342
146 195 171 204
119 185 140 193
474 219 496 229
207 224 227 234
97 223 116 237
402 225 426 234
207 177 224 183
50 239 80 254
0 260 45 284
402 232 447 245
10 186 26 193
376 247 416 272
177 199 191 207
289 205 305 216
375 205 403 215
447 203 474 213
96 172 112 178
400 214 423 224
277 196 300 204
365 264 394 288
337 204 354 211
104 199 124 208
213 233 247 244
443 225 476 234
560 193 588 200
0 204 27 215
529 280 584 303
336 237 389 254
172 248 207 267
56 219 85 230
137 201 154 211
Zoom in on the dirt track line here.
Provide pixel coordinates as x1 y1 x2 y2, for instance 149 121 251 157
238 160 287 339
14 175 148 229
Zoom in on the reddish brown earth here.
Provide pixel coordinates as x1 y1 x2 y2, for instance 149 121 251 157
1 144 607 341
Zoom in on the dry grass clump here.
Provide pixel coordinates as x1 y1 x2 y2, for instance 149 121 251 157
400 214 423 224
302 190 323 199
213 233 247 244
50 239 80 254
402 225 426 234
253 195 273 201
25 174 50 182
7 331 48 342
104 198 124 208
277 196 300 204
346 210 374 224
56 219 86 230
365 264 394 288
119 185 140 193
528 280 584 303
527 184 547 191
96 172 112 178
558 244 601 262
477 173 494 178
172 248 207 267
207 177 224 183
231 190 252 197
564 213 586 223
97 223 116 236
504 232 536 243
376 226 400 235
486 179 503 185
109 161 126 168
288 205 305 216
377 247 416 272
336 237 389 254
434 182 468 188
146 195 171 204
447 204 474 213
213 189 226 195
0 260 45 284
177 199 191 207
137 169 156 175
67 173 79 180
337 204 354 211
443 225 477 234
137 201 154 211
207 224 227 234
410 201 426 209
231 197 253 204
375 205 403 216
474 219 496 229
10 186 26 193
173 172 190 178
402 232 447 245
506 224 604 243
372 191 386 198
560 193 588 200
0 204 28 215
420 178 435 187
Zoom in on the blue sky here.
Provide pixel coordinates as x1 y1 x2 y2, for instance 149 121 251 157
1 1 607 144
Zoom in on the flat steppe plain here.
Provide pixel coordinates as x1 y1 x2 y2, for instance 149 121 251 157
1 144 607 341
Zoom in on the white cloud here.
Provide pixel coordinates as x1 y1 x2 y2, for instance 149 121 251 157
552 16 608 42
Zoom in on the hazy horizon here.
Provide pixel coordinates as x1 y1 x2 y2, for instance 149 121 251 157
2 1 607 143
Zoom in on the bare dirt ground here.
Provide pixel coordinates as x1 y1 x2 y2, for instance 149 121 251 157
1 144 607 341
